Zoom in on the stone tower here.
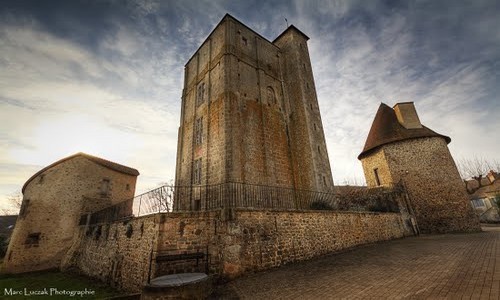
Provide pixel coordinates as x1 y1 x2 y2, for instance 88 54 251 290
3 153 138 273
174 14 333 210
358 102 480 233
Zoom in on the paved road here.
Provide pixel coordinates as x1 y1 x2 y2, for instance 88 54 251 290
211 227 500 299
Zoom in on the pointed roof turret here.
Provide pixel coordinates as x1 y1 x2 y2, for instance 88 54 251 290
358 103 451 159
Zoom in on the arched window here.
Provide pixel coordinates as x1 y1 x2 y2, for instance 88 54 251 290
266 86 276 105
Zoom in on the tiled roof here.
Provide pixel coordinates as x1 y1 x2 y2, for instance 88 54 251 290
471 180 500 199
22 153 139 193
358 103 451 159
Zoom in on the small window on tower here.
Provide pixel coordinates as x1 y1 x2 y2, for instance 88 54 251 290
25 232 41 247
374 168 381 186
266 86 277 105
193 159 202 185
195 117 203 145
196 82 205 106
101 179 111 196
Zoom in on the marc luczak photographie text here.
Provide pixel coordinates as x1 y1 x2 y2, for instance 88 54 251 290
4 287 96 297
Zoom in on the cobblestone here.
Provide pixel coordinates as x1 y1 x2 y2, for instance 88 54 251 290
211 227 500 299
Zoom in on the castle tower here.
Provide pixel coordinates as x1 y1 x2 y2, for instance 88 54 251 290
174 15 333 210
358 102 480 233
3 153 138 273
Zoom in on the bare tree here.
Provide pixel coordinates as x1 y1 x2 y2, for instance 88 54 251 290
340 177 367 186
1 191 22 215
457 156 499 194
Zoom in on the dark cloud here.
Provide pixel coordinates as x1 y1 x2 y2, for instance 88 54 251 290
0 0 498 196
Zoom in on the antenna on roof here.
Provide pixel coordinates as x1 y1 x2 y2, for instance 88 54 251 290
284 17 288 28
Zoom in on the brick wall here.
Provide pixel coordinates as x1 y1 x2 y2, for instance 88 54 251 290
66 209 410 292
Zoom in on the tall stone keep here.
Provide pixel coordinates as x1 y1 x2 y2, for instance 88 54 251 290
174 14 333 210
358 102 480 233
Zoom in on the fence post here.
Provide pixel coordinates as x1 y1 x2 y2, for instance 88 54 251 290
138 195 142 217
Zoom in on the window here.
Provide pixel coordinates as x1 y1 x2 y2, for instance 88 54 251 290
195 117 203 145
193 159 202 185
196 82 205 105
25 232 41 247
126 183 130 191
472 199 485 208
322 176 327 187
100 179 110 196
194 199 201 211
266 86 276 105
38 174 45 184
241 36 248 46
374 168 381 186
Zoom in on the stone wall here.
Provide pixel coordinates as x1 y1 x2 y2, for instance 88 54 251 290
362 137 480 233
67 209 410 292
3 156 137 274
62 215 159 292
175 15 335 211
219 209 409 278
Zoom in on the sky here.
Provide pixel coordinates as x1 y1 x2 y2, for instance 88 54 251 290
1 0 499 213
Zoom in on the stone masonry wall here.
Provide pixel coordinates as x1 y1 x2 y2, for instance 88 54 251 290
175 15 335 210
62 215 159 292
3 156 137 274
362 137 480 233
220 209 408 278
68 209 409 292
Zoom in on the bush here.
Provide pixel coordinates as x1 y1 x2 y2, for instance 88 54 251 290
0 235 8 258
494 194 500 208
310 200 333 210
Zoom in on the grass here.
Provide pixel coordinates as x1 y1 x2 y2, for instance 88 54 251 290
0 270 126 299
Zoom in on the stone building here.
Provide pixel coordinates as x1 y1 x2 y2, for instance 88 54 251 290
174 14 333 210
3 152 139 273
469 171 500 222
358 102 480 233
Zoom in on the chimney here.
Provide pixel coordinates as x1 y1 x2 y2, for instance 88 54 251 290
393 102 423 129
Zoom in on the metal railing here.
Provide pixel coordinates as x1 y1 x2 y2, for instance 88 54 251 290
84 182 404 225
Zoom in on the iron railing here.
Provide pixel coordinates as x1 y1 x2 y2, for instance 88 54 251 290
83 182 404 225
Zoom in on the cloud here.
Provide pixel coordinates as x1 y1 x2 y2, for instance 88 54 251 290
0 0 498 212
0 15 183 208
